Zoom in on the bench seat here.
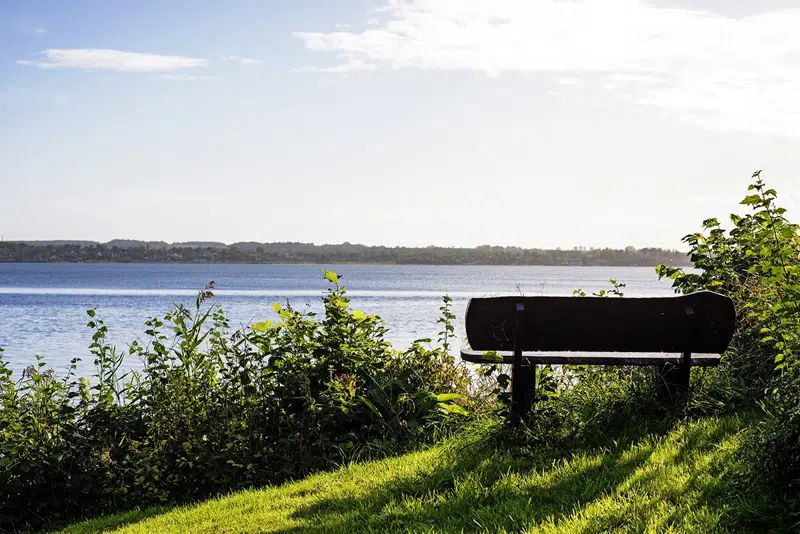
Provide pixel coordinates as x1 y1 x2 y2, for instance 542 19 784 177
460 350 721 367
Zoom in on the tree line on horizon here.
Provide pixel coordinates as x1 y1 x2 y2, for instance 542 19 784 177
0 240 691 266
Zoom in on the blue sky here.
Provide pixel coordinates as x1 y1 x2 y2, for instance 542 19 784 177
2 0 799 248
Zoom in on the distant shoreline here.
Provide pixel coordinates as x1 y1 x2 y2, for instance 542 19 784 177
0 242 693 267
0 260 685 267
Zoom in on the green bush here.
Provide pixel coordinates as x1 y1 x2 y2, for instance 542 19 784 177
656 171 800 517
0 272 470 532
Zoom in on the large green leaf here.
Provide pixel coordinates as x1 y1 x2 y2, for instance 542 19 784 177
439 403 469 416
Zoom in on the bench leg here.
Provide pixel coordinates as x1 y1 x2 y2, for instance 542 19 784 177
511 362 536 419
511 302 530 420
657 355 691 401
678 351 691 391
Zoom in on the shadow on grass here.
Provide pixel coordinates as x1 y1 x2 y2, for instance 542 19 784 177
47 507 169 534
273 416 780 533
51 415 792 533
273 431 662 532
291 449 650 532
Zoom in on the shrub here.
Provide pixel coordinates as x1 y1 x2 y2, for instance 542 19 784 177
0 272 470 532
656 171 800 518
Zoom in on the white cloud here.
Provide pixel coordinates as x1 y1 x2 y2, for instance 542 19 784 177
34 28 47 35
160 74 213 81
220 55 263 65
293 1 800 137
606 74 665 85
17 49 208 72
292 58 375 73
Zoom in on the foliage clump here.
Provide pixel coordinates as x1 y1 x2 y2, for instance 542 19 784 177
0 272 469 532
656 171 800 517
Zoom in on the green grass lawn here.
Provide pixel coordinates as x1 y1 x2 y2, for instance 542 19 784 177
54 414 788 533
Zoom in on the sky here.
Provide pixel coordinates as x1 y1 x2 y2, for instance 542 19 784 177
1 0 799 249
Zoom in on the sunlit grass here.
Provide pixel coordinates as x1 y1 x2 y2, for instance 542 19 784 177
55 414 787 533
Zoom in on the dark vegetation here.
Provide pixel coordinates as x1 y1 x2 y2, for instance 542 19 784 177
0 241 690 266
0 171 798 532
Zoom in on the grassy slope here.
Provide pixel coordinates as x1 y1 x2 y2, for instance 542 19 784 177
56 414 786 534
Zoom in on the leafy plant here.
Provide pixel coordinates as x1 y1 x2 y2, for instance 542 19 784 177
656 170 800 517
0 272 470 532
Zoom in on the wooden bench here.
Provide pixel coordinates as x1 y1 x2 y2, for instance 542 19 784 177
460 290 736 416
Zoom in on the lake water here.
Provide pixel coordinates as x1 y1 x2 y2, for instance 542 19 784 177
0 263 677 377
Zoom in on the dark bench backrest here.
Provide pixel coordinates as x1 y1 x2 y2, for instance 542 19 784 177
465 290 735 354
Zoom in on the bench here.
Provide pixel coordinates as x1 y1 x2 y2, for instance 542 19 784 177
460 290 736 416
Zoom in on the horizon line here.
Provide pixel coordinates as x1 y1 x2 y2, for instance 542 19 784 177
1 239 686 252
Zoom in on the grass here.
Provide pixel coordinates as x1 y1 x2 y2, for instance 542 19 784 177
54 414 789 534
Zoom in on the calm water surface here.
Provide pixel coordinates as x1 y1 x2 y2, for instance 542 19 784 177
0 263 676 376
